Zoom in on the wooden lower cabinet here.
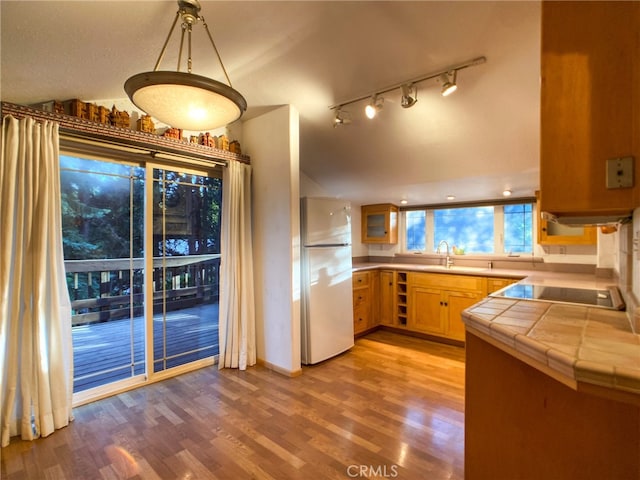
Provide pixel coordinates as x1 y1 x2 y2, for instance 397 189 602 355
408 272 485 342
352 270 379 334
352 269 522 343
465 332 640 479
379 270 395 326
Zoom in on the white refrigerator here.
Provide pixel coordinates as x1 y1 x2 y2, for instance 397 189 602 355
300 197 354 365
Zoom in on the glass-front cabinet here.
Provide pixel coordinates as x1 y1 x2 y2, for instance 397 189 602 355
361 203 399 244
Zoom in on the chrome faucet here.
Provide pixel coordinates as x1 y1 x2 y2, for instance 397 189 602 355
436 240 454 268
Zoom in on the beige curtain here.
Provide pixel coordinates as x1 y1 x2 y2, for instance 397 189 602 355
218 160 256 370
0 115 74 446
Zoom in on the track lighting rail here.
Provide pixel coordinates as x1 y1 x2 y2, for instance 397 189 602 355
328 56 486 111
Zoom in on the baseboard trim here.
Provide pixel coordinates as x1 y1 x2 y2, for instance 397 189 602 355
256 358 303 377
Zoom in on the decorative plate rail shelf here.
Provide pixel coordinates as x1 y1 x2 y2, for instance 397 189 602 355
1 102 250 166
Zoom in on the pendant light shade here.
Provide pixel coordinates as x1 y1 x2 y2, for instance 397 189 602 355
124 71 246 131
124 0 246 131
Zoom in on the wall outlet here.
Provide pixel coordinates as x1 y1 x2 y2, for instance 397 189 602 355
606 156 634 189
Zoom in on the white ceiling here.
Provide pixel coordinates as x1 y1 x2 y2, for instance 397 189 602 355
1 1 541 206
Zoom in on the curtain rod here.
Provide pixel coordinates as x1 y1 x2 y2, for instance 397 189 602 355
60 129 228 168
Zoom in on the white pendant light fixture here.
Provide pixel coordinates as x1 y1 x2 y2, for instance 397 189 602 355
124 0 246 131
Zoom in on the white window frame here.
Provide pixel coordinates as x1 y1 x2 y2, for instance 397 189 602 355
400 203 536 255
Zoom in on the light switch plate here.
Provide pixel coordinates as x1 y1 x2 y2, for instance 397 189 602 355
606 156 634 189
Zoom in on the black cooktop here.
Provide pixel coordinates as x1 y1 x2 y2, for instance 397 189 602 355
491 283 625 310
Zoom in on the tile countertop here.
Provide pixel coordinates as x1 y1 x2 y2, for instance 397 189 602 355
353 262 640 400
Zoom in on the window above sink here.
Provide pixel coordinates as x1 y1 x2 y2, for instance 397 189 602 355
403 201 535 256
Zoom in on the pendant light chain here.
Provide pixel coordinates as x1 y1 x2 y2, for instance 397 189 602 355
201 17 233 88
154 11 181 72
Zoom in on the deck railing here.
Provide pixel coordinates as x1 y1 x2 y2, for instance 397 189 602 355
65 254 220 326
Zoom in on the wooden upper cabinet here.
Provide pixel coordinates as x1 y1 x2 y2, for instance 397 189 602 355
361 204 398 244
540 1 640 218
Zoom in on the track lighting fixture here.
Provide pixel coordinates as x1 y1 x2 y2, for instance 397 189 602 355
328 56 485 123
333 108 352 127
400 84 417 108
440 71 458 97
365 96 384 119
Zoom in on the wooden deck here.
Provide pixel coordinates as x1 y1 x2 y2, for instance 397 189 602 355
72 302 219 392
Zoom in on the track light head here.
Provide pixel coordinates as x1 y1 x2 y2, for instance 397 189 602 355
440 71 458 97
333 108 352 127
400 84 417 108
365 95 384 119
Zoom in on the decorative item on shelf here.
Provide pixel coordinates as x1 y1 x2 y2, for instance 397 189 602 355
96 106 111 124
189 135 199 144
136 114 156 133
123 0 247 131
86 103 100 123
30 100 65 115
162 127 183 140
217 134 229 151
229 140 241 154
199 132 217 148
109 106 130 129
62 99 88 119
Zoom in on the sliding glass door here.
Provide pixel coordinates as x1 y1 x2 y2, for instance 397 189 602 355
61 154 221 399
150 167 221 373
61 155 145 393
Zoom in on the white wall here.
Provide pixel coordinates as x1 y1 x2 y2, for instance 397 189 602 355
243 105 301 376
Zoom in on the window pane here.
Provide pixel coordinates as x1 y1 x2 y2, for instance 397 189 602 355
61 155 146 393
504 203 533 253
406 210 426 251
433 207 494 253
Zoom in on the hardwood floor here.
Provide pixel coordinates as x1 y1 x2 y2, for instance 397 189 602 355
0 330 465 479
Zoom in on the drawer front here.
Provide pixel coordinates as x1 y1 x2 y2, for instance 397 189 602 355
353 302 371 332
353 286 371 308
408 272 485 292
353 271 371 288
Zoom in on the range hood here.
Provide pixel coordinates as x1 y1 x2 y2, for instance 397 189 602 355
541 211 632 227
